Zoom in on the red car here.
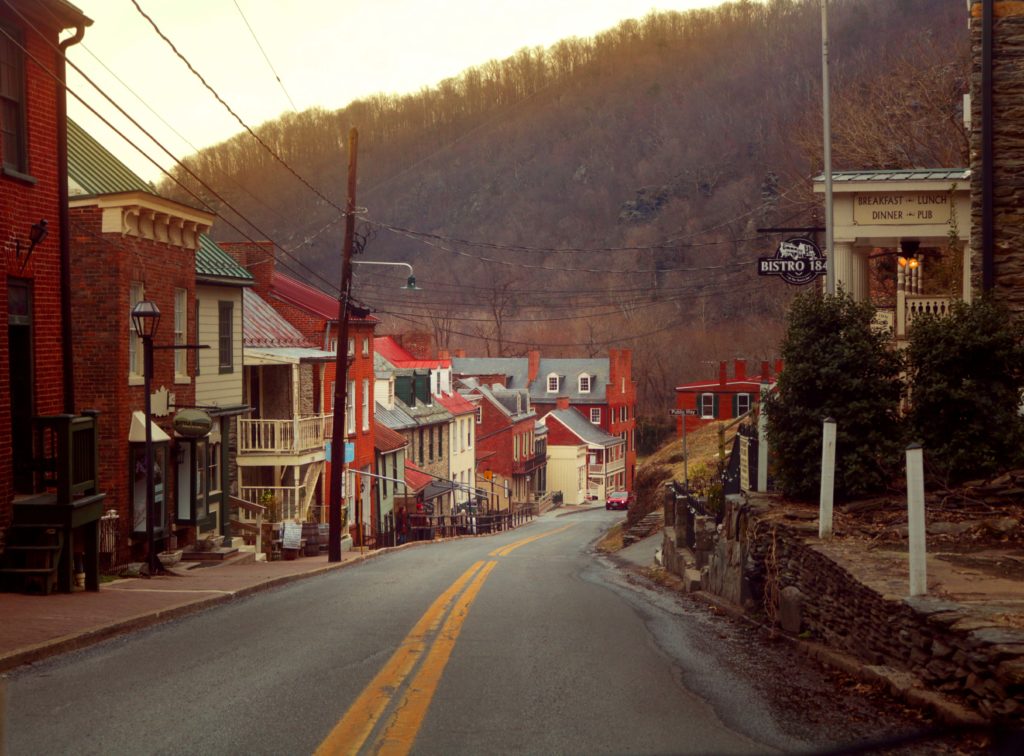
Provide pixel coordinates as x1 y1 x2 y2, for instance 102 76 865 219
605 491 633 511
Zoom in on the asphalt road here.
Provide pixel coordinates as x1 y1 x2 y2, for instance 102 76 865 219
4 510 935 755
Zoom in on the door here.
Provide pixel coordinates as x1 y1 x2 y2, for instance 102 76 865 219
7 279 33 493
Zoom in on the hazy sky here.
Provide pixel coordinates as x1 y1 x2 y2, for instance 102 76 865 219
65 0 727 182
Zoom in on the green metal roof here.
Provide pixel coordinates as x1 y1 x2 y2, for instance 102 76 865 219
197 235 253 284
67 118 153 197
813 169 969 183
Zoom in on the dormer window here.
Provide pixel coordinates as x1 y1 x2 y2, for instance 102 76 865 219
546 373 559 393
578 374 591 393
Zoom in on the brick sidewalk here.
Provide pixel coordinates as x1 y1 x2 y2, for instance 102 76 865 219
0 550 375 673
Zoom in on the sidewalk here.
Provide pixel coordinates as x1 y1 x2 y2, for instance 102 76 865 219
0 548 377 673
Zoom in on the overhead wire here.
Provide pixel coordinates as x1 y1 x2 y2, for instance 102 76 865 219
5 0 343 296
129 0 348 216
231 0 298 111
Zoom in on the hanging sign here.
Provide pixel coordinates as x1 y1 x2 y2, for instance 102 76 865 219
173 408 212 438
757 237 826 286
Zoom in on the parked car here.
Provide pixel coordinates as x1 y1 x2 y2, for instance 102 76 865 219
606 491 633 511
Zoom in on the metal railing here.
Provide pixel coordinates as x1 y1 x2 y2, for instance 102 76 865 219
237 414 332 456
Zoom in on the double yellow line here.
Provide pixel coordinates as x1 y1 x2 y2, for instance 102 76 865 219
316 523 574 756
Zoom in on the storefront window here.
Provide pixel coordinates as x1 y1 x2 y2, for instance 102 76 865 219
132 444 167 535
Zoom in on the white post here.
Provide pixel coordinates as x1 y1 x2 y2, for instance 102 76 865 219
906 443 927 596
819 417 836 539
757 382 770 491
821 0 835 296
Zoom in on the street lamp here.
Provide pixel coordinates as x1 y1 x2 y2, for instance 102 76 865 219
132 299 161 575
352 260 419 290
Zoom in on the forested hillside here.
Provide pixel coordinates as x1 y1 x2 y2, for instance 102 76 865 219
160 0 967 415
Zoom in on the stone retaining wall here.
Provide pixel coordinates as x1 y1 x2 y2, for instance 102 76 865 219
662 494 1024 720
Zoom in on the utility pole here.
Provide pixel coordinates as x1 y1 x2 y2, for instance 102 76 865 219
821 0 835 295
328 127 358 563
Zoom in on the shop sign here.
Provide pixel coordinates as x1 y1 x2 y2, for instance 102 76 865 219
757 237 826 286
173 408 212 438
853 192 951 225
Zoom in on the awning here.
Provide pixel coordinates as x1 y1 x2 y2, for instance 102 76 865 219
245 346 335 366
128 410 171 443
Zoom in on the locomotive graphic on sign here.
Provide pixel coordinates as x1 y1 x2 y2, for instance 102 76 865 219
757 237 827 286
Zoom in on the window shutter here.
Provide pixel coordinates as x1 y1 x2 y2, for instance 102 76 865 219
712 394 720 418
731 394 738 418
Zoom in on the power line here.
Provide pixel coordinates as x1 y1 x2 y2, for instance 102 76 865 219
4 1 344 297
130 0 347 217
231 0 298 112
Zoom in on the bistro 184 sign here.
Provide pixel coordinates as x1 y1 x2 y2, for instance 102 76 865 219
757 237 826 286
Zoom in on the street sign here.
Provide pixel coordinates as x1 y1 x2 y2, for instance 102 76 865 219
669 409 697 416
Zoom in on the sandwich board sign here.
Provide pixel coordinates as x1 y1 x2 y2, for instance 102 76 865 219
757 237 826 286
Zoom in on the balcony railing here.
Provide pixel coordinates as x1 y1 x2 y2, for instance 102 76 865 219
906 296 951 327
237 414 332 456
237 485 305 522
513 452 546 475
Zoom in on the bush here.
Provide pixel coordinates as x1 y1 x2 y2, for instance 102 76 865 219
764 292 904 500
905 297 1024 484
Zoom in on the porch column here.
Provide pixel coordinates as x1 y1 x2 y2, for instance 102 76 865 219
850 246 871 302
833 240 854 296
896 258 907 339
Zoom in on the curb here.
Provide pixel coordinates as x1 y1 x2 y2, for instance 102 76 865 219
0 520 543 674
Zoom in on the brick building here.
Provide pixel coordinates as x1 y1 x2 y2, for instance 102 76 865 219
674 359 781 434
67 119 213 563
1 0 91 545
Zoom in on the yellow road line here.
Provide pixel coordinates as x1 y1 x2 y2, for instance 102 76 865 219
314 560 485 756
373 561 498 756
489 523 576 557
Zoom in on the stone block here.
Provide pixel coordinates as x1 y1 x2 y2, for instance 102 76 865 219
780 585 803 634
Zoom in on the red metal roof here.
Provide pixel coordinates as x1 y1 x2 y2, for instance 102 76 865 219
243 289 314 348
375 336 450 369
374 422 408 453
404 462 432 492
272 272 378 323
434 392 475 416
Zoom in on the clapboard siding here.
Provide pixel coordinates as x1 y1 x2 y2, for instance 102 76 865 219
196 284 245 408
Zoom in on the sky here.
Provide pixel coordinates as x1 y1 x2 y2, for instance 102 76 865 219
65 0 728 182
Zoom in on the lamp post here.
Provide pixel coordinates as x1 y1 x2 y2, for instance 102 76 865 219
352 260 419 290
132 299 161 575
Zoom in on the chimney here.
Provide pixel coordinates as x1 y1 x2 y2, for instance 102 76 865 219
735 359 746 381
527 350 540 382
774 358 785 378
455 349 466 358
398 332 433 359
760 361 771 382
439 349 450 360
220 241 275 298
719 361 727 386
556 396 570 410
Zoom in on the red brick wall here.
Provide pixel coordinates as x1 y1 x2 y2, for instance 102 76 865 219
606 349 637 491
325 319 377 489
0 11 69 536
70 207 198 562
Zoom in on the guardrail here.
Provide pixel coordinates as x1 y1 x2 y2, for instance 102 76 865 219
237 414 332 456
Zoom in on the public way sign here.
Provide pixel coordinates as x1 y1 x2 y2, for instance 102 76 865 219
670 409 697 416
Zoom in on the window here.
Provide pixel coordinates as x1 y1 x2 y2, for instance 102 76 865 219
348 338 354 356
174 288 187 377
418 428 424 464
513 435 519 461
361 379 370 431
466 417 471 447
218 301 233 373
590 408 601 424
578 374 591 393
699 393 718 419
476 406 482 424
346 380 355 435
362 337 369 356
546 373 558 393
0 24 28 175
330 381 335 411
735 393 752 417
129 282 144 377
194 300 201 376
387 380 394 405
429 426 434 461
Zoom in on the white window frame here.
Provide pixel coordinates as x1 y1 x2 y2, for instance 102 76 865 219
346 380 356 435
476 406 483 424
699 393 716 419
578 374 591 393
174 288 187 380
736 393 752 416
361 379 370 431
362 337 369 356
590 408 601 424
128 282 144 381
546 373 558 393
